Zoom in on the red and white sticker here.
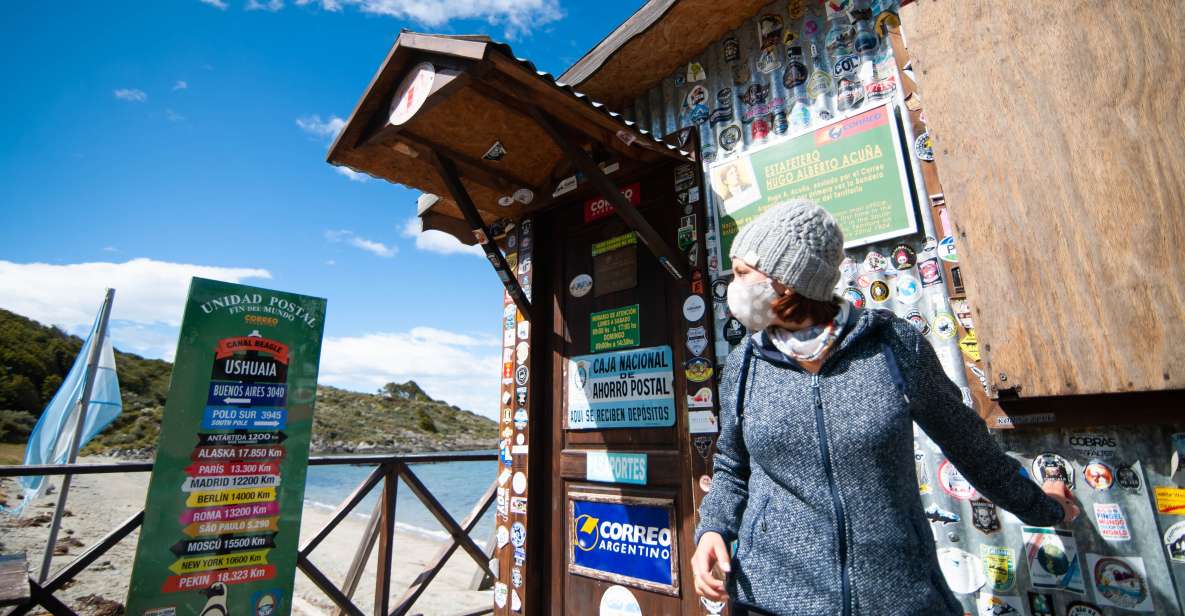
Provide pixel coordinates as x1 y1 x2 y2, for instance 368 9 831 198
938 459 979 500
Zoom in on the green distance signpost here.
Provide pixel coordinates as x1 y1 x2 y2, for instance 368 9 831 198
708 102 918 270
126 278 326 616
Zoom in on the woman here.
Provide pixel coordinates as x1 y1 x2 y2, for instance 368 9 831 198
691 200 1078 615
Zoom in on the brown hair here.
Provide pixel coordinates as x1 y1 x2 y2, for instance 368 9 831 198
772 291 840 326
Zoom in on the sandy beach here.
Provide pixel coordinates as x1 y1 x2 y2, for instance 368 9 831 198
0 457 493 616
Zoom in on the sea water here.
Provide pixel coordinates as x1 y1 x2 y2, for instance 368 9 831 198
303 452 498 544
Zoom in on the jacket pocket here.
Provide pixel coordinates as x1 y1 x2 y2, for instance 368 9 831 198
736 496 770 561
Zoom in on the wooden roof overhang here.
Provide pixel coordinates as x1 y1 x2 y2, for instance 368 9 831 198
328 32 694 316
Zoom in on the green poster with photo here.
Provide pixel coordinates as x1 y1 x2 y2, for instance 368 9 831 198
126 278 326 616
709 103 918 270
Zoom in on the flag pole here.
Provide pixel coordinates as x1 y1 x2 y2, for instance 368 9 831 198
39 288 116 583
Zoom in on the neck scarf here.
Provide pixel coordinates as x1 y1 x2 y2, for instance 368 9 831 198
767 300 850 363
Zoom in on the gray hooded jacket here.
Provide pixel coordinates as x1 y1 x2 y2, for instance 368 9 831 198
695 308 1064 615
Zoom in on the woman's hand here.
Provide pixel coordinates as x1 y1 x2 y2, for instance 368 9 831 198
691 531 731 601
1042 479 1080 523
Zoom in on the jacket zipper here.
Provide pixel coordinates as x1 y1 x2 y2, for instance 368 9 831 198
812 373 851 616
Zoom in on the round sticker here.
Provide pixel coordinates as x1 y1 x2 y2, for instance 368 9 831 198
1163 521 1185 563
1032 453 1075 488
514 408 528 430
512 471 527 495
515 364 529 386
513 188 534 204
599 585 642 616
922 235 938 256
1092 557 1148 609
905 311 930 336
683 295 706 322
869 280 891 303
1116 464 1141 491
1083 460 1113 490
698 475 713 494
510 521 526 547
896 276 921 303
864 251 887 272
723 317 746 345
936 547 985 595
497 195 515 207
569 274 593 297
891 244 914 267
841 287 865 309
712 279 729 301
388 61 435 125
515 433 524 445
685 358 714 382
719 125 742 151
914 131 934 161
938 236 958 263
494 582 508 608
511 567 523 588
933 312 957 339
938 459 978 500
1066 602 1103 616
515 341 529 365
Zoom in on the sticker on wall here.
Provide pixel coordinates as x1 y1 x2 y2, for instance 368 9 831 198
925 503 960 525
1087 554 1153 612
510 496 527 514
498 195 515 208
1163 521 1185 562
938 459 978 500
723 317 746 345
1022 526 1085 594
1028 592 1055 616
722 37 740 63
484 140 508 161
719 125 742 152
682 85 710 126
566 345 676 430
980 545 1016 592
497 525 509 548
515 364 529 386
936 547 985 594
977 594 1024 616
869 280 891 303
515 341 529 365
1032 453 1075 488
686 326 708 357
494 582 508 608
512 471 527 495
842 287 866 309
510 521 526 548
517 320 530 340
569 274 593 298
896 275 921 303
688 410 719 434
683 295 706 322
1065 602 1103 616
686 61 707 83
938 236 958 263
959 331 981 362
932 312 957 339
685 358 714 382
598 585 642 616
1067 432 1119 460
905 311 930 336
513 188 534 205
891 244 916 269
1116 463 1142 492
971 499 1000 534
1154 486 1185 514
1093 502 1130 541
688 387 713 409
914 131 934 161
919 258 943 287
1083 460 1113 490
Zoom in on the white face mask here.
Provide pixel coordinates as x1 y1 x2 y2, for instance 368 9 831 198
727 278 779 332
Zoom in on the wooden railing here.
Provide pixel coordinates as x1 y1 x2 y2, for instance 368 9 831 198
0 453 498 616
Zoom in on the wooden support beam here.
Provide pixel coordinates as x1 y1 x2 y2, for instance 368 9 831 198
297 555 367 616
299 464 385 557
395 465 495 577
526 104 687 280
335 498 383 616
373 464 398 616
390 478 498 616
433 153 533 316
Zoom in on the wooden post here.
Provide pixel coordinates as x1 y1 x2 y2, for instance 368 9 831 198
432 153 532 318
335 498 383 616
526 104 688 280
373 463 398 616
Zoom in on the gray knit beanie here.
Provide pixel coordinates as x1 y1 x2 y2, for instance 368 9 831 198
729 199 844 301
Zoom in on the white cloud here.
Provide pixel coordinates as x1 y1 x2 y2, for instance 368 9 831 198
102 246 120 253
173 80 188 91
334 166 368 182
247 0 285 10
199 0 229 8
114 88 148 102
401 216 484 257
325 229 396 257
296 115 346 140
165 108 185 122
0 258 271 331
319 327 502 418
291 0 562 38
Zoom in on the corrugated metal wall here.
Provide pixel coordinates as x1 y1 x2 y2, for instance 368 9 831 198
621 0 1185 613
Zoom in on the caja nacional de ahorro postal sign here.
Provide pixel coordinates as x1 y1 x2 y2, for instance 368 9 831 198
126 278 326 616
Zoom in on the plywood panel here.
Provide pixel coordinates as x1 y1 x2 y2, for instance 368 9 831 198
905 1 1185 397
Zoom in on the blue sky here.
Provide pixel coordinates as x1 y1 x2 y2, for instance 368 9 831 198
0 0 641 418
